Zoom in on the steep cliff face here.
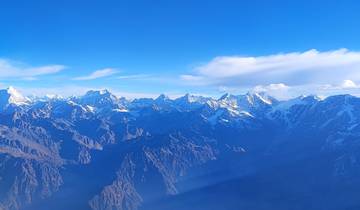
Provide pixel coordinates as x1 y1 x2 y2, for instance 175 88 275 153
0 157 62 210
89 133 218 210
0 124 63 210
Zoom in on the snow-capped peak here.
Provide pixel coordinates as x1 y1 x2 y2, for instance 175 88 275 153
0 86 29 107
176 93 209 104
78 89 118 106
29 94 64 102
84 89 113 98
7 86 29 104
246 91 275 105
98 89 111 95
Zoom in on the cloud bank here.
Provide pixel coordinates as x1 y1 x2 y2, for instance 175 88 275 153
182 49 360 87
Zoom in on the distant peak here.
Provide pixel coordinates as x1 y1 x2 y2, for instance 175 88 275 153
175 93 209 105
99 89 111 95
246 91 275 105
183 93 196 101
85 89 111 96
0 86 29 106
7 86 17 93
77 89 119 108
45 94 64 99
180 93 194 100
298 94 322 101
219 93 234 100
156 94 170 101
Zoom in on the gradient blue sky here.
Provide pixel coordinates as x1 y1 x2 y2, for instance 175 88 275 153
1 0 360 98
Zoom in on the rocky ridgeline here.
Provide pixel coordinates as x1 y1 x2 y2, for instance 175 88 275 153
1 87 360 210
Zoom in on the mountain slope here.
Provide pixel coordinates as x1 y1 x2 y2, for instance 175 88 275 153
1 88 360 210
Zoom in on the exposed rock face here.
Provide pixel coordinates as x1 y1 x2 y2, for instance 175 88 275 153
0 157 62 210
1 88 360 210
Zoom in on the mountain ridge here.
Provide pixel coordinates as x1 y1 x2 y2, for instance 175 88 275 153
1 87 360 210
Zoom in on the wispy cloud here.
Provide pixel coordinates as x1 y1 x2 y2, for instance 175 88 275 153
117 74 149 80
182 49 360 87
73 68 118 80
0 58 65 79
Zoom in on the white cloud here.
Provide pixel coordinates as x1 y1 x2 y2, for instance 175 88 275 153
248 80 360 100
252 83 291 100
318 80 360 91
117 74 149 80
0 58 65 79
340 80 358 89
182 49 360 87
254 83 290 92
180 75 204 81
73 68 118 80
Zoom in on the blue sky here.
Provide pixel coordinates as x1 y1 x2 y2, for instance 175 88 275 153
1 0 360 98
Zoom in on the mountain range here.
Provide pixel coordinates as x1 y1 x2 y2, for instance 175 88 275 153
1 87 360 210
